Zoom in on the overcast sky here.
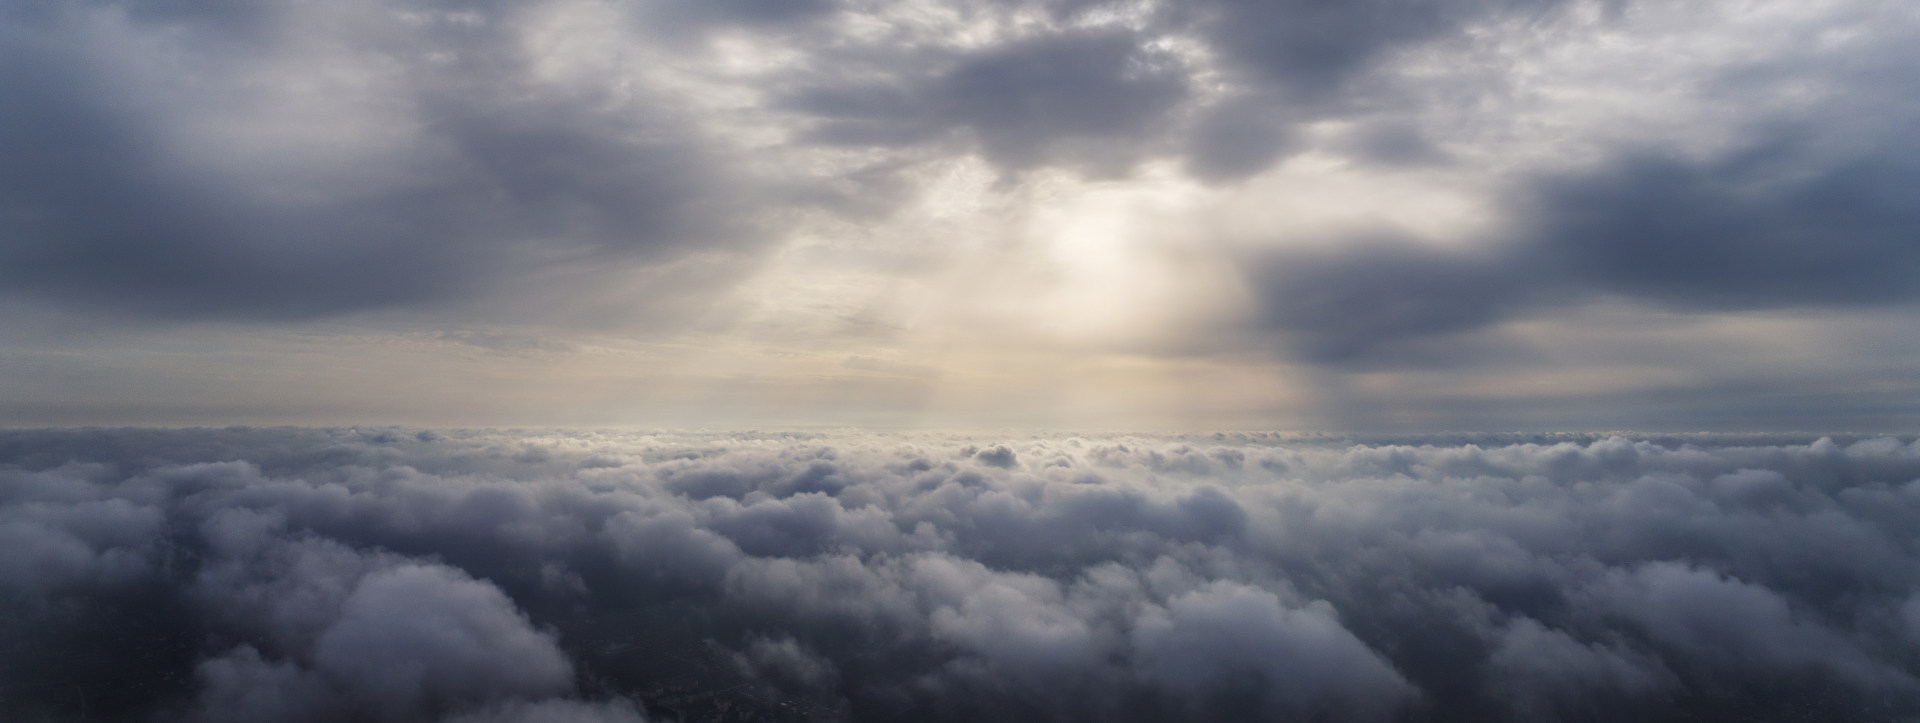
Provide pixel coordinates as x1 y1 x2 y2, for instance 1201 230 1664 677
3 0 1918 430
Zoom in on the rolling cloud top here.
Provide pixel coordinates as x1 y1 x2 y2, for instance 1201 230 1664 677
5 428 1920 720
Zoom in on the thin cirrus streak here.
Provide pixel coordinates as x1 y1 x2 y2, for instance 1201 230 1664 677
3 428 1918 722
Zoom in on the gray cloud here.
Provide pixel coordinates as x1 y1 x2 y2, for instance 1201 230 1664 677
632 0 842 36
1247 239 1533 365
790 28 1190 176
191 646 345 723
1180 94 1300 182
1177 0 1559 99
1220 0 1920 370
1133 582 1414 720
1163 0 1579 180
1484 617 1673 719
0 1 753 321
311 564 576 717
1244 129 1920 367
783 0 1574 182
3 429 1919 720
440 699 649 723
1520 142 1920 309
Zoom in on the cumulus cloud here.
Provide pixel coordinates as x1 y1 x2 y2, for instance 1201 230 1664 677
1133 581 1414 720
1484 616 1673 718
312 564 575 715
182 530 580 721
2 428 1919 721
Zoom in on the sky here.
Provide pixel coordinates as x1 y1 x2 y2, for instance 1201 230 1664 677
3 0 1920 430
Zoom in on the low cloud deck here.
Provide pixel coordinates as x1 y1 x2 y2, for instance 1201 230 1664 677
3 428 1918 721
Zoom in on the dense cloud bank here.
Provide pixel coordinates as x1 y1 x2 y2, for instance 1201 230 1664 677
5 429 1920 721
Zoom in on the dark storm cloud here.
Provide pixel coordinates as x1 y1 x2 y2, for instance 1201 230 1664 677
4 428 1920 721
0 1 751 320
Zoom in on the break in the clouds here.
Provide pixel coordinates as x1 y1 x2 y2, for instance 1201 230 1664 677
5 428 1920 721
4 0 1920 429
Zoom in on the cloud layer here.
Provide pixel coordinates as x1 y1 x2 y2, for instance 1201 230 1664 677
5 428 1920 721
0 0 752 319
